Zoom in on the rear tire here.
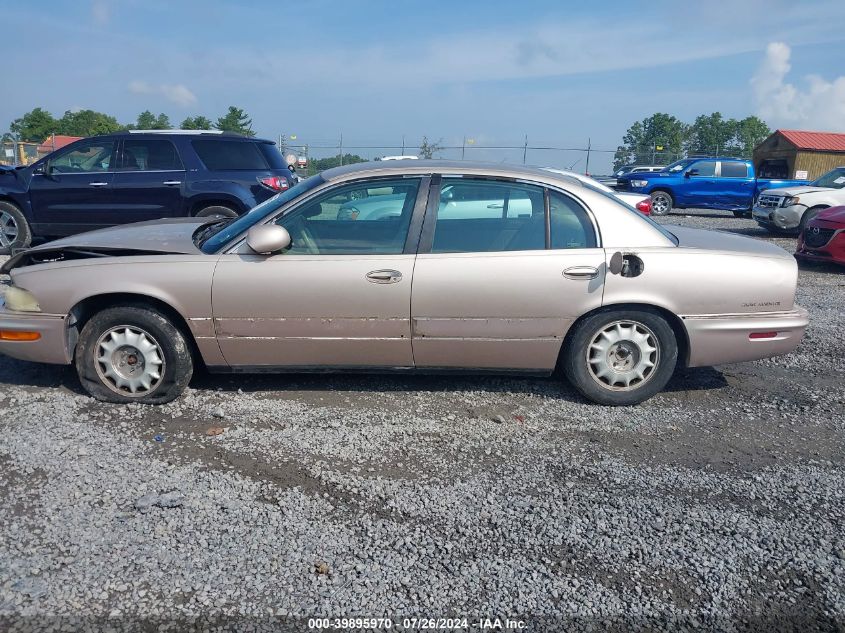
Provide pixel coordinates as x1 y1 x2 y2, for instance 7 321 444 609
562 308 678 406
0 201 32 255
732 209 750 218
195 205 238 219
650 191 673 216
75 305 193 404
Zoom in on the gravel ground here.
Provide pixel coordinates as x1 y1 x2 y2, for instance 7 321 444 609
0 210 843 632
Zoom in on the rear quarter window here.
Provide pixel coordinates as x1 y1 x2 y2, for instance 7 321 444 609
258 143 287 169
191 140 269 170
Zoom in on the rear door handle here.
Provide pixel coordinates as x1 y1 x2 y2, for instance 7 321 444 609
563 266 599 280
88 182 109 187
366 269 403 284
162 180 182 186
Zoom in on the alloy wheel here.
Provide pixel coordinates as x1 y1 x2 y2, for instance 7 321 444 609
586 320 660 391
0 211 18 248
94 326 165 396
651 193 670 215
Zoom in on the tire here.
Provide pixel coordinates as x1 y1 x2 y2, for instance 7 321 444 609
75 305 193 404
649 191 673 216
562 308 678 406
732 209 750 218
0 201 32 255
195 205 238 219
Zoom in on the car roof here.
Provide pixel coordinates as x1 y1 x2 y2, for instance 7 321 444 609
86 130 275 144
321 160 587 190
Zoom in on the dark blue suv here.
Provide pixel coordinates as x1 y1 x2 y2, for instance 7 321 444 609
0 130 295 253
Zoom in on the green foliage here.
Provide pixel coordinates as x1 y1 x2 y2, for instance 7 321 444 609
9 108 59 142
418 136 444 159
614 112 771 170
180 115 212 130
309 154 367 173
215 106 254 136
56 109 123 137
129 111 171 130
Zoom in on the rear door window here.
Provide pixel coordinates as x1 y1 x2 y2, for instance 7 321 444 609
549 192 597 249
719 161 748 178
192 139 269 170
120 139 183 171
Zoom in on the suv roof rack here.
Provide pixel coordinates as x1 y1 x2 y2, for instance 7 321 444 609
123 129 243 136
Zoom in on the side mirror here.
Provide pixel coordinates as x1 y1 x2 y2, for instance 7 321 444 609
685 169 698 178
33 163 50 176
246 225 291 255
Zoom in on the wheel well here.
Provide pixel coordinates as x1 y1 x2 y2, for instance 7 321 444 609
68 293 203 368
0 196 23 210
650 188 672 197
560 303 690 368
191 199 241 216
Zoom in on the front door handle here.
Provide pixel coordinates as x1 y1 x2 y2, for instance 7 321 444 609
366 269 403 284
88 182 109 187
563 266 599 280
162 180 182 186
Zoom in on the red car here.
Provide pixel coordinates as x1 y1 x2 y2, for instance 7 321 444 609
796 206 845 266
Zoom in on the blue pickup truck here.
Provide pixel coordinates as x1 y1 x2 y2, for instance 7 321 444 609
615 157 806 216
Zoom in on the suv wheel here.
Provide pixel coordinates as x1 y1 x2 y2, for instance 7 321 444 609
650 191 673 216
0 201 32 255
562 309 678 406
75 305 193 404
195 205 238 219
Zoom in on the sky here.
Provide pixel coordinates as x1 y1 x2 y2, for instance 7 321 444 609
2 0 845 173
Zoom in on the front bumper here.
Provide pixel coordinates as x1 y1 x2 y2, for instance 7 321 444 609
796 228 845 266
683 307 809 367
0 299 72 365
752 203 806 231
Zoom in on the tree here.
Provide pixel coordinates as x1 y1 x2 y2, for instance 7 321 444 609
686 112 738 156
130 110 171 130
215 106 254 136
181 115 212 130
56 109 122 137
614 113 688 170
733 116 771 158
418 136 444 159
9 108 58 142
310 154 366 172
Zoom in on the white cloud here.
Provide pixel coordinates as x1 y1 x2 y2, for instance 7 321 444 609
128 80 197 107
752 41 845 131
91 0 109 26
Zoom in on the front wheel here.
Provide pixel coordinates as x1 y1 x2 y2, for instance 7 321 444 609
0 201 32 255
649 191 673 216
798 206 827 235
75 305 193 404
562 309 678 406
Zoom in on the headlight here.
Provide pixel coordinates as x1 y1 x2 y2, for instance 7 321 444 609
4 286 41 312
782 196 800 207
630 179 649 188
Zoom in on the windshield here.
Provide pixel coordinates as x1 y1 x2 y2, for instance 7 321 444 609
663 159 695 173
811 167 845 189
199 175 324 253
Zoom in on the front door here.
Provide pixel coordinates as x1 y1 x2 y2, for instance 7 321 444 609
28 139 117 235
411 179 605 371
677 160 718 208
111 138 187 223
211 177 426 368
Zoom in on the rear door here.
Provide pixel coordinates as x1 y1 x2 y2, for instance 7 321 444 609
111 138 187 223
410 178 605 371
716 160 754 210
28 138 117 235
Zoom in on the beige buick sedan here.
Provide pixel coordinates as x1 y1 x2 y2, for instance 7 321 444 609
0 161 808 406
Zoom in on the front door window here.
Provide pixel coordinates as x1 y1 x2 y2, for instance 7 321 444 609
48 142 115 173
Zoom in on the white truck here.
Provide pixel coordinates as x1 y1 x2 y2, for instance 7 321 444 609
753 166 845 233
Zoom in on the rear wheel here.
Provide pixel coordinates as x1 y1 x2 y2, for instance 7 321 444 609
732 209 750 218
195 205 238 219
0 201 32 255
562 309 678 406
650 191 673 216
75 305 193 404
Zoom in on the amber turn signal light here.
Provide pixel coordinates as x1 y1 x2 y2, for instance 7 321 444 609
0 330 41 341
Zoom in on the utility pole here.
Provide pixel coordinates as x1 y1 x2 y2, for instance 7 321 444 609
522 134 528 165
462 136 466 160
401 135 405 157
339 133 343 166
585 137 591 175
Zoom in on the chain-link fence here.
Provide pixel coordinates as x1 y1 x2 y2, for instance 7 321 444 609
0 139 58 166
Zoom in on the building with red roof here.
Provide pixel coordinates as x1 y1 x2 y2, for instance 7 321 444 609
36 135 83 155
754 129 845 181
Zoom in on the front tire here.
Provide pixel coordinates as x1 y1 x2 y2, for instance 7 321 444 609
75 305 193 404
195 205 238 219
798 206 827 235
562 309 678 406
0 201 32 255
649 191 673 216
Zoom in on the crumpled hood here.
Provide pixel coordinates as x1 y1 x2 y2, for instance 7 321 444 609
759 185 831 197
670 225 793 259
27 217 212 253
